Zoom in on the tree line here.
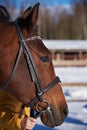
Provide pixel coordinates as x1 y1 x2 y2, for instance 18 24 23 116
39 0 87 39
1 0 87 39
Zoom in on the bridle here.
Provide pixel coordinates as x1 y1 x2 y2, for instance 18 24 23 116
0 18 61 119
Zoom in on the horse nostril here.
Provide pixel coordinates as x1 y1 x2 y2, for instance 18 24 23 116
63 105 68 117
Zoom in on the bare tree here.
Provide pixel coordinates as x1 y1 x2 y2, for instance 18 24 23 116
72 0 87 39
80 0 87 39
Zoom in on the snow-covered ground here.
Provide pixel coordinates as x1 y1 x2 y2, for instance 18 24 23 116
33 67 87 130
43 40 87 50
54 67 87 84
63 86 87 101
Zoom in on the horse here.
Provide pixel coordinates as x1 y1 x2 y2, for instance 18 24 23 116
0 3 68 128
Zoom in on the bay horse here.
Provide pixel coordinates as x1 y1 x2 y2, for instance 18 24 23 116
0 3 68 128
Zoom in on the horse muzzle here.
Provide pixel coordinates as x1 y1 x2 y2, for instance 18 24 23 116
36 100 56 127
34 100 68 128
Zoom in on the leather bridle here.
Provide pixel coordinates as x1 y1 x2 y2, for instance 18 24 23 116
0 18 61 118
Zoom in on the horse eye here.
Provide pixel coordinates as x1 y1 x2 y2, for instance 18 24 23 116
40 56 50 62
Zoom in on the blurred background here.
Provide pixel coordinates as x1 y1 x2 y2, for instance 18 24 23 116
1 0 87 40
0 0 87 130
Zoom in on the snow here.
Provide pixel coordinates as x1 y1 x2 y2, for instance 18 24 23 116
43 40 87 50
55 67 87 83
33 67 87 130
63 86 87 100
58 102 87 130
64 87 87 100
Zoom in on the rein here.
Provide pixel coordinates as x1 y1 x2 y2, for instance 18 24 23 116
0 18 61 119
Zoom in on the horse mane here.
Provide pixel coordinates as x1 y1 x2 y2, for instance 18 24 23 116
0 5 10 22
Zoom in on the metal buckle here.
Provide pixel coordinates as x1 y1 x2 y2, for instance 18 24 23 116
36 100 50 113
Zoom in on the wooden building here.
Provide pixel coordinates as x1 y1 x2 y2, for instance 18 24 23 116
44 40 87 66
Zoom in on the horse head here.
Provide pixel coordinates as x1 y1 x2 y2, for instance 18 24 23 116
0 3 68 128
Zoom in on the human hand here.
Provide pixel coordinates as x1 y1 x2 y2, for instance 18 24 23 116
20 116 37 130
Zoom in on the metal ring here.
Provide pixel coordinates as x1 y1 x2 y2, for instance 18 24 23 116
36 100 50 113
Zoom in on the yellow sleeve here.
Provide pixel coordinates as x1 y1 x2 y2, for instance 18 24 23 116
0 107 30 130
0 91 30 130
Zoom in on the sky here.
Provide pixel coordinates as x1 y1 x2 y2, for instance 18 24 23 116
0 0 74 20
42 0 72 5
32 0 73 5
0 0 74 17
0 0 73 8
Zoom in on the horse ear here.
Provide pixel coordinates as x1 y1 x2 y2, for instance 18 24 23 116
0 5 10 22
22 6 32 19
22 3 40 26
31 2 40 25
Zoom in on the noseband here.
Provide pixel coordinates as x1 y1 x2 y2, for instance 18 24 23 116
0 18 61 118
